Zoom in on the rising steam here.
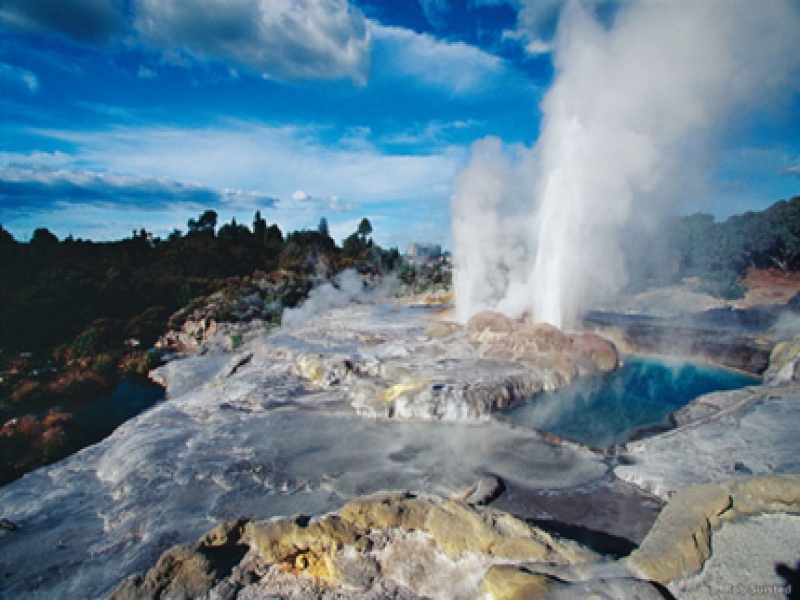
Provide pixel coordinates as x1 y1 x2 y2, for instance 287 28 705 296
453 0 800 328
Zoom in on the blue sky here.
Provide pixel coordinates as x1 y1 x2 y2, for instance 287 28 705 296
1 0 798 251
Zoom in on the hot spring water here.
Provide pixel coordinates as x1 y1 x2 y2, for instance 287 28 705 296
500 358 759 448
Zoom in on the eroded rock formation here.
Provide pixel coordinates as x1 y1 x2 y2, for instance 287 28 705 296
291 310 618 422
110 491 660 600
114 474 800 599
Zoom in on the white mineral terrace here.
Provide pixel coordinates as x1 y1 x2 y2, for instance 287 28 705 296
0 301 798 599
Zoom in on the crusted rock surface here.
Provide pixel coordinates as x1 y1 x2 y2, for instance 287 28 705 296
113 491 671 600
290 309 618 422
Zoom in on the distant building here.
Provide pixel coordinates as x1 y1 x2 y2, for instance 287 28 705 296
406 243 442 265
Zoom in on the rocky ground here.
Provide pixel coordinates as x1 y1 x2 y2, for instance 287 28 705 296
583 273 800 373
1 296 799 599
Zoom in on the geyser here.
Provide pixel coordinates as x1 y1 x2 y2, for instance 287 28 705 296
452 0 800 328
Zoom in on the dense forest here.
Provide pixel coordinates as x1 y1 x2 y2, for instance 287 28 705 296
630 195 800 298
0 210 403 480
0 211 397 358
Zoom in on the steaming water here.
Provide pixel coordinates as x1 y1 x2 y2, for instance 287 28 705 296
500 358 759 448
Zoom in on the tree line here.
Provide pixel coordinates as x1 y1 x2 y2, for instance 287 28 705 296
627 195 800 298
0 210 399 363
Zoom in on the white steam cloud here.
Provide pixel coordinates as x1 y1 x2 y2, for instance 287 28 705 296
453 0 800 328
281 269 367 327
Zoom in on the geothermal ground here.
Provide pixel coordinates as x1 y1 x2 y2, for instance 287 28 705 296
0 299 799 599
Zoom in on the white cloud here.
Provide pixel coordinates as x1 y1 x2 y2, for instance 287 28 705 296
291 190 310 202
0 61 40 93
783 164 800 178
381 119 483 147
27 121 464 206
371 22 503 93
4 121 461 246
0 0 125 45
134 0 371 84
0 164 277 212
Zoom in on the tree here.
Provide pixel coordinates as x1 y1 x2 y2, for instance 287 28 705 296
187 210 218 235
30 227 59 248
318 217 330 238
253 211 267 240
0 224 16 249
263 224 284 259
357 217 373 241
342 232 364 258
218 218 250 243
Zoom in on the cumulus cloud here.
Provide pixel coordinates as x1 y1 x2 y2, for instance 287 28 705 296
24 121 462 206
291 190 310 202
0 165 276 214
284 189 355 212
371 23 502 93
502 0 617 56
0 0 125 44
134 0 371 83
0 61 39 93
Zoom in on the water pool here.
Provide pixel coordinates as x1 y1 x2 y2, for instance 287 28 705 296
500 357 759 448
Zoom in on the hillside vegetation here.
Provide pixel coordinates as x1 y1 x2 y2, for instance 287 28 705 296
0 211 400 480
631 195 800 298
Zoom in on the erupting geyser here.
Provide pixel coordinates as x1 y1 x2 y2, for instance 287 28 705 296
452 0 800 328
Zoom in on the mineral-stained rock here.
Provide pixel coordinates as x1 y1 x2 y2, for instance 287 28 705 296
112 492 603 599
482 565 554 600
283 308 618 422
625 474 800 584
292 354 355 388
764 334 800 383
110 519 247 600
425 320 462 340
453 475 506 506
112 473 800 599
465 311 516 341
569 331 618 373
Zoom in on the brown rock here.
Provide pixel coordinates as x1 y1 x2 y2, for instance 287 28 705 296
465 311 515 341
425 320 461 340
482 565 553 600
764 335 800 383
340 492 430 532
513 323 571 354
626 474 800 584
109 519 247 600
570 332 618 373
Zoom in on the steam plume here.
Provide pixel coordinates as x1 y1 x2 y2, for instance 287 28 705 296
453 0 800 328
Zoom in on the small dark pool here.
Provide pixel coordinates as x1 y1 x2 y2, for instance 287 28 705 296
64 377 165 452
499 357 759 448
0 377 164 486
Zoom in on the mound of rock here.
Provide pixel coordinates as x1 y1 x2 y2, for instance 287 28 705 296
291 311 618 422
763 333 800 383
156 271 312 355
112 474 800 600
111 491 663 600
625 474 800 591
